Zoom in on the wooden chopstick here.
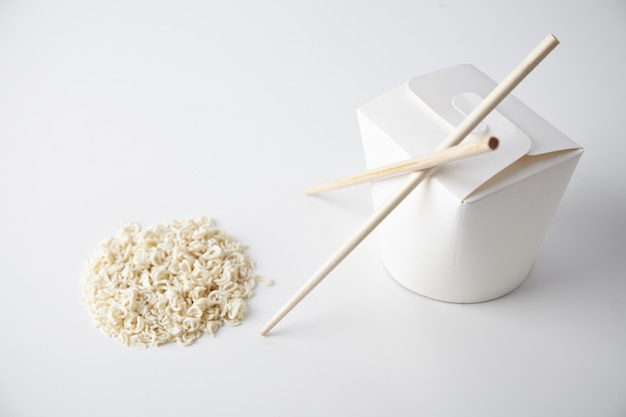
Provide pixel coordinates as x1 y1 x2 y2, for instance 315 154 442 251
260 34 560 336
305 136 499 195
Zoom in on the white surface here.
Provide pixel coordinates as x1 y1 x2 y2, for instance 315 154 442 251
0 1 624 416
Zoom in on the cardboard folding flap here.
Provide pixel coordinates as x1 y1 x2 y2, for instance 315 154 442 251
359 64 582 202
357 64 583 303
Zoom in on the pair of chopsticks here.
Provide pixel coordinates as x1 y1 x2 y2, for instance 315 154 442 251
261 34 560 336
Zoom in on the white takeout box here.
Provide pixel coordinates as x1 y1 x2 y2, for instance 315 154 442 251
358 64 583 303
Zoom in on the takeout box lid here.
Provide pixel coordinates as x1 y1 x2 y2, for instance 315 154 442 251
357 64 581 200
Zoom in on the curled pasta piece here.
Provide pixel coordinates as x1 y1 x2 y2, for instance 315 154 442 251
150 266 168 283
254 275 273 287
226 298 247 321
106 304 128 324
205 244 222 260
166 322 182 337
186 305 203 318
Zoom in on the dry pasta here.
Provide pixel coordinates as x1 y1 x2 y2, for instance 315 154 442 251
81 217 270 347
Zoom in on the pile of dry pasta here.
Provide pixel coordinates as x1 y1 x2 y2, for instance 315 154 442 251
81 217 269 347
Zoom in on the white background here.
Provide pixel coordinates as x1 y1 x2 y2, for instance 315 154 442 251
1 1 625 416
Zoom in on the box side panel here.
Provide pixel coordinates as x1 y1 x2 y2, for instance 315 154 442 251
453 151 583 302
375 176 465 300
357 109 411 174
358 107 466 300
